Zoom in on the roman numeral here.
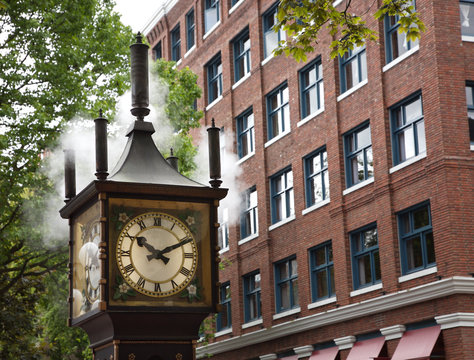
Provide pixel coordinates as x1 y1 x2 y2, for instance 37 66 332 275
137 219 146 230
154 283 161 292
170 222 175 231
124 231 134 240
171 279 178 289
120 249 130 257
184 252 194 259
153 217 161 226
137 277 146 288
124 264 134 275
180 267 191 277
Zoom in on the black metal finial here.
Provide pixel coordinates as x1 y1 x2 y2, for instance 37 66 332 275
99 108 103 118
166 147 179 171
94 111 108 180
136 32 143 44
207 118 222 188
130 32 150 120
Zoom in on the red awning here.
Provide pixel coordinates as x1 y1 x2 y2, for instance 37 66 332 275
309 346 339 360
391 325 441 360
346 336 386 360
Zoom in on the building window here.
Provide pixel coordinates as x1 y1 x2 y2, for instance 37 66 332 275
350 224 381 290
263 3 284 59
274 257 298 313
241 187 258 239
344 122 373 188
391 93 426 165
171 25 181 62
270 168 294 224
233 28 251 83
466 83 474 147
266 83 290 141
243 271 261 322
309 242 335 301
398 202 435 274
384 0 418 63
216 282 231 331
186 8 195 51
206 54 222 104
304 147 329 207
339 43 367 93
153 41 162 60
460 1 474 39
300 59 324 119
204 0 220 34
218 208 229 251
236 108 255 159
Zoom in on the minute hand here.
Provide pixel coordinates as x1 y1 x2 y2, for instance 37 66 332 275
153 238 193 259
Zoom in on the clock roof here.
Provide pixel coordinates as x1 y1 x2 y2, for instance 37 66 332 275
108 120 206 187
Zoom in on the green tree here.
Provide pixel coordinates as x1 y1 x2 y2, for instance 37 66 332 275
0 0 132 357
274 0 425 61
152 58 203 177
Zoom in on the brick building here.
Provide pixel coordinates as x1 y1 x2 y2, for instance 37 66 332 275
144 0 474 358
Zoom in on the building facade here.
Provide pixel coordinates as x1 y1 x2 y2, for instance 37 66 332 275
144 0 474 359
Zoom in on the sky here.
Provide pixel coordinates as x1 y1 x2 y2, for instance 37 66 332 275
114 0 162 32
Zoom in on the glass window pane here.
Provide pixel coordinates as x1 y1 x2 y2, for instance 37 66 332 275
417 120 426 154
274 194 283 222
357 126 371 148
312 154 321 173
398 127 415 162
405 97 422 123
469 110 474 143
279 261 289 279
329 265 335 295
358 254 372 285
360 51 367 82
425 232 436 264
291 258 297 275
399 212 411 234
280 282 290 309
364 228 378 248
315 247 326 266
323 170 330 199
254 273 261 288
292 278 299 306
265 30 278 57
466 86 474 106
374 250 381 281
460 3 474 37
413 206 429 229
317 269 328 298
366 147 373 178
311 174 323 204
406 235 423 270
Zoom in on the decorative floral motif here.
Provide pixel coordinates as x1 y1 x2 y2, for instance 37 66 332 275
178 210 201 234
112 206 133 231
185 216 195 226
118 212 129 223
180 278 201 302
113 275 136 301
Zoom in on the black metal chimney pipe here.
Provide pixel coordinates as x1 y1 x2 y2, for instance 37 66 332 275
94 109 108 180
166 148 179 172
64 149 76 201
207 118 222 188
130 32 150 120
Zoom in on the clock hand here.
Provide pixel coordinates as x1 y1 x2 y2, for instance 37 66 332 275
136 236 170 264
152 238 193 260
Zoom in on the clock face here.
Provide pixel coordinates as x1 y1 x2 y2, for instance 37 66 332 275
116 212 198 298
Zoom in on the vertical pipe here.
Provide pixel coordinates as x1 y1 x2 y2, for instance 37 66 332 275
130 32 150 120
95 110 108 180
207 118 222 188
64 149 76 201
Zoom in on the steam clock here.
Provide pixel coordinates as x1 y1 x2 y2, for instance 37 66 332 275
60 34 227 359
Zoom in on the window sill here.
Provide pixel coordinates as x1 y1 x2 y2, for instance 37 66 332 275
184 45 196 58
350 282 383 297
219 247 229 255
264 130 291 148
307 296 337 309
462 35 474 42
172 59 182 69
383 45 419 73
261 55 275 67
273 307 301 320
398 266 437 283
297 107 325 127
302 198 330 215
215 328 232 337
203 21 221 40
268 214 295 231
229 0 245 14
205 95 223 111
332 0 343 6
389 152 426 174
236 152 255 165
242 318 262 329
343 177 374 196
238 233 258 245
232 72 251 90
337 78 368 102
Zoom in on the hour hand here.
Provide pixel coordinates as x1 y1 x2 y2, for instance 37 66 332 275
136 236 170 264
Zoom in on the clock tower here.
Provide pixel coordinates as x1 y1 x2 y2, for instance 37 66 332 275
60 34 227 360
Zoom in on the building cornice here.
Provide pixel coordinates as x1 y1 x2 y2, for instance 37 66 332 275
197 277 474 358
142 0 179 35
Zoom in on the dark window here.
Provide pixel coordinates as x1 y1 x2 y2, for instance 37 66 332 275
186 8 195 51
309 241 335 301
300 59 324 119
391 92 426 165
384 0 418 63
236 108 254 159
398 202 435 274
350 224 381 289
206 54 222 103
304 147 329 207
270 168 294 224
274 257 298 313
216 282 231 331
243 271 261 322
171 25 181 62
339 43 367 93
344 122 373 188
153 41 162 60
241 187 258 239
204 0 220 33
466 83 474 146
266 83 290 140
461 1 474 38
263 3 284 58
233 28 251 83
